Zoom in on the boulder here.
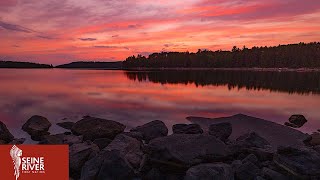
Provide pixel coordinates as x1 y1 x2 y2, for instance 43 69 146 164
172 124 203 134
314 145 320 154
235 161 260 180
39 133 82 145
209 122 232 141
185 163 234 180
273 146 320 178
22 115 52 141
130 120 168 142
122 131 144 141
235 132 270 149
0 140 7 144
69 141 99 179
287 115 307 128
104 134 144 169
242 154 258 165
0 121 14 143
9 138 26 145
146 134 230 168
71 116 125 141
56 122 75 130
309 132 320 146
93 138 112 150
261 167 287 180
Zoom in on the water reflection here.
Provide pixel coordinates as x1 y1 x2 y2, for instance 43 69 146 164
125 70 320 94
0 69 319 143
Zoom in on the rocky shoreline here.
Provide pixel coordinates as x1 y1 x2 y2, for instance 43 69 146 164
1 114 320 179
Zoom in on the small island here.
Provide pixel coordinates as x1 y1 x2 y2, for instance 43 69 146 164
0 61 53 69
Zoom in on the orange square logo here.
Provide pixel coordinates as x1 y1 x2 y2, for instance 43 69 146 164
0 145 69 180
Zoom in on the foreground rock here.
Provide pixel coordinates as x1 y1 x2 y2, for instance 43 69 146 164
284 114 308 128
309 132 320 146
273 146 320 178
81 134 143 180
172 124 203 134
69 141 99 179
185 163 234 180
209 122 232 141
130 120 168 143
56 122 75 130
146 134 230 169
187 114 309 150
0 121 14 143
40 133 82 145
71 116 126 141
22 115 52 141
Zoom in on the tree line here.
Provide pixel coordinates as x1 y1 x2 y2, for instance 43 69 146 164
123 42 320 68
0 61 53 68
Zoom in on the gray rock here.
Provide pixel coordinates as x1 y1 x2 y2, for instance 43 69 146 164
56 122 75 130
146 134 230 167
40 133 83 145
9 138 26 145
105 134 144 169
122 131 144 141
246 147 274 161
242 154 258 165
262 167 287 180
131 120 168 143
273 146 320 179
93 138 112 150
172 124 203 134
71 116 125 141
309 132 320 146
235 162 260 180
288 114 307 128
0 121 14 143
22 115 52 141
185 163 234 180
209 122 232 141
69 141 99 179
235 132 270 149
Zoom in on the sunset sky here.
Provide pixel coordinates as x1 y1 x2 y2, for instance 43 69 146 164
0 0 320 64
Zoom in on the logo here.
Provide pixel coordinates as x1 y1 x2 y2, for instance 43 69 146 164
0 145 68 180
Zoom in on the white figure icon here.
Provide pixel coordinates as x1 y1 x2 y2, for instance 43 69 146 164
10 145 23 180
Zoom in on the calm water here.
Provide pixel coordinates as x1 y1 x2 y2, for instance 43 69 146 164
1 69 320 143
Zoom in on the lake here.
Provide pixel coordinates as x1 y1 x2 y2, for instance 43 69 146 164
1 69 319 143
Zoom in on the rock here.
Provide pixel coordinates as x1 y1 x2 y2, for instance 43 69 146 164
235 132 270 149
231 160 242 170
273 146 320 178
130 120 168 143
122 131 144 141
97 150 135 180
235 161 260 180
242 154 258 165
56 122 75 130
314 145 320 154
22 115 52 141
172 124 203 134
69 141 99 179
93 138 112 150
254 176 266 180
309 132 320 146
185 163 234 180
9 138 26 144
0 121 14 143
0 140 7 144
284 122 299 128
105 134 144 169
288 114 307 128
246 147 274 161
71 116 125 141
39 133 82 145
146 134 230 168
209 122 232 141
262 167 287 180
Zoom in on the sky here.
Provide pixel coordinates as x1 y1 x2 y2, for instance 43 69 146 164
0 0 320 65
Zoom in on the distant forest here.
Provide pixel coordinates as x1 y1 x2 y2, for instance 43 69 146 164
56 61 122 69
125 70 320 94
123 42 320 68
0 61 53 68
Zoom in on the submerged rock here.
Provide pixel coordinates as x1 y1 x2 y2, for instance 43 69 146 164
146 134 230 168
285 114 308 128
273 146 320 178
71 116 125 141
185 163 234 180
209 122 232 141
172 124 203 134
56 122 75 130
130 120 168 142
0 121 14 143
22 115 52 141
